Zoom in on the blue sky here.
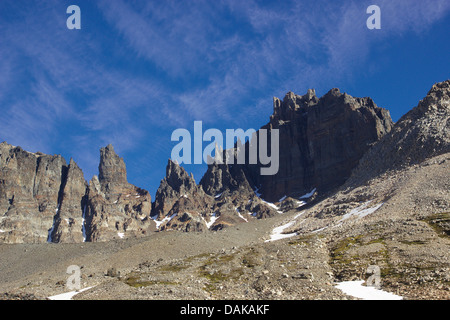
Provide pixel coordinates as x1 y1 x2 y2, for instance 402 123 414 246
0 0 449 197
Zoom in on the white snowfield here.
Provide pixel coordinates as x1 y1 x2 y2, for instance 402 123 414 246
340 201 384 222
265 212 305 242
235 207 248 222
205 213 218 229
48 286 94 300
152 213 177 229
264 188 319 242
299 188 316 199
335 280 403 300
266 195 384 241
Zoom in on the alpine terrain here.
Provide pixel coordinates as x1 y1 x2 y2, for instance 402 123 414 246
0 80 448 300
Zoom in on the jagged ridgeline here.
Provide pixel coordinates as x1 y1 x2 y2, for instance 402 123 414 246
0 144 153 243
12 80 450 244
201 88 393 203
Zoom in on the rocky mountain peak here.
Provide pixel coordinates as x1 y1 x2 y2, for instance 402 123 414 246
273 89 320 121
165 159 197 193
235 88 394 202
98 144 128 193
352 79 450 181
416 79 450 115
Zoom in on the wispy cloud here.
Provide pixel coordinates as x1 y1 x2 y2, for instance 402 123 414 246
0 0 448 194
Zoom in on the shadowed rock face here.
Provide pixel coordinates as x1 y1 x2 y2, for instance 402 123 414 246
49 158 87 243
201 88 393 202
261 88 393 202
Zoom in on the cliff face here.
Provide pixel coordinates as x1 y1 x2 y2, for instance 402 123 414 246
48 158 87 243
218 88 394 202
0 143 153 243
0 143 67 243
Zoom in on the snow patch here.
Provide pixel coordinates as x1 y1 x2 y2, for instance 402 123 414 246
265 211 305 242
335 280 403 300
260 199 283 214
299 188 316 199
214 192 223 199
117 232 125 239
48 286 94 300
340 201 383 222
296 200 307 208
205 213 218 229
47 207 59 243
152 213 178 229
311 226 328 234
235 207 248 222
82 204 87 242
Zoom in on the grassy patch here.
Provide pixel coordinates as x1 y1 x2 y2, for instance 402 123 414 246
200 268 244 293
288 235 315 246
241 249 260 268
422 212 450 238
157 263 189 272
124 272 179 288
366 238 385 245
399 240 428 245
330 235 364 261
199 270 230 283
184 252 212 263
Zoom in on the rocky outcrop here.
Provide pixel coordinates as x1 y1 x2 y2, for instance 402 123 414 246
214 88 393 202
0 143 67 243
0 143 154 243
83 145 153 242
152 159 215 232
48 158 87 243
200 149 281 226
98 144 128 193
352 80 450 182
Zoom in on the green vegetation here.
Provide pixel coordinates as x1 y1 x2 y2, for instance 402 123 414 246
330 235 364 263
198 270 230 283
422 212 450 238
399 240 427 245
241 248 260 268
124 272 179 288
157 262 189 272
287 235 315 246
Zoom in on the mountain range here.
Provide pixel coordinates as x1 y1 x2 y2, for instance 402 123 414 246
0 80 448 245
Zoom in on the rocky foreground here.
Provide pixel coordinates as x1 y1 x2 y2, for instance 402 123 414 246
0 151 448 300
